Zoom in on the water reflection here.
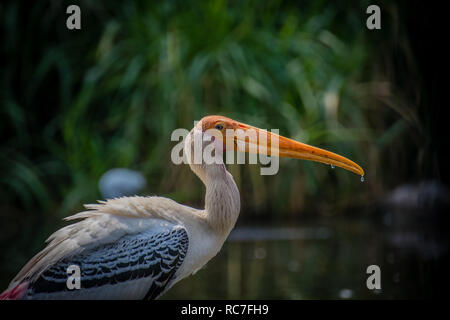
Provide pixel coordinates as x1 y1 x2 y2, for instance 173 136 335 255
162 216 443 299
228 227 332 241
0 210 445 299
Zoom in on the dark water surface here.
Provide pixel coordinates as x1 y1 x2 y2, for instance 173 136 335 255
0 212 445 299
162 216 444 299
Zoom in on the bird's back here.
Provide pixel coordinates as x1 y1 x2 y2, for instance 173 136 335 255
1 197 195 300
22 225 188 299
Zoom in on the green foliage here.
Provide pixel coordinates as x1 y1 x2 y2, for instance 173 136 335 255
0 0 434 298
0 0 418 220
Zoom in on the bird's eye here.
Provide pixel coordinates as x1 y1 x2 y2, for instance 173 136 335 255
215 124 224 130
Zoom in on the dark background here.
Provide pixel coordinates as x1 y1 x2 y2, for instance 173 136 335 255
0 0 448 299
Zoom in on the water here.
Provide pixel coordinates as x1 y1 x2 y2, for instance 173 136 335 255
0 210 444 299
162 216 443 299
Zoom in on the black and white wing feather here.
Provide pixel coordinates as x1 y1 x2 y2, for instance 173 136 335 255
24 225 189 300
5 197 198 300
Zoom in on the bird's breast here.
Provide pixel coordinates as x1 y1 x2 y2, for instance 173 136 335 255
176 224 225 280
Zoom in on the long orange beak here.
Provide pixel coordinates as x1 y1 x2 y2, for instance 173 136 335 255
226 121 364 176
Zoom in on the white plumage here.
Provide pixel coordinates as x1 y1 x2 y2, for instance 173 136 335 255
2 118 240 299
5 181 239 299
1 115 363 300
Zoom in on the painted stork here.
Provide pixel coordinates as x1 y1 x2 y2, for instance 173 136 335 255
0 115 364 300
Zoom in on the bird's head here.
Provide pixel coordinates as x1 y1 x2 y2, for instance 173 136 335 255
192 115 364 177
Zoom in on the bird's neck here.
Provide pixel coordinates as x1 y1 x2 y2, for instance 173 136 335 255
203 165 241 237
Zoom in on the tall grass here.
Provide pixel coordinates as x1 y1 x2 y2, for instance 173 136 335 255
0 0 424 222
